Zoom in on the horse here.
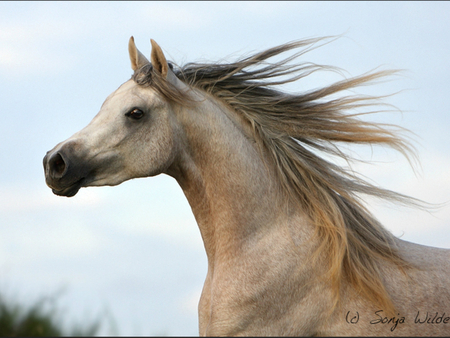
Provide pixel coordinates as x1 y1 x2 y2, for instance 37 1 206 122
43 36 450 336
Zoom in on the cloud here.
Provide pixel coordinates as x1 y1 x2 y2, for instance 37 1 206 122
0 177 202 253
0 2 219 78
0 4 87 75
0 183 104 214
179 288 202 315
84 177 203 249
357 148 450 248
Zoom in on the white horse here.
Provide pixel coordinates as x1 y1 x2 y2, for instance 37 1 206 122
43 37 450 336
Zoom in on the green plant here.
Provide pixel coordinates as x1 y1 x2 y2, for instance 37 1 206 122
0 293 101 337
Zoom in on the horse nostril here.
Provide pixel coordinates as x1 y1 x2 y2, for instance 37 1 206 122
49 152 67 177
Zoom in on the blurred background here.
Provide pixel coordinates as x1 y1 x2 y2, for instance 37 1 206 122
1 1 449 336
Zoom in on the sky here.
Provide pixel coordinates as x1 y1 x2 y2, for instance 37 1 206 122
1 1 450 336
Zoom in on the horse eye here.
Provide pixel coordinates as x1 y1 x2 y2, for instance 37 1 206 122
125 108 144 120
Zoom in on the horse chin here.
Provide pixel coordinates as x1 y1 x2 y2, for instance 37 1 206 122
51 180 83 197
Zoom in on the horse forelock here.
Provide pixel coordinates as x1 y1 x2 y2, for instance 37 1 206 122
131 37 427 314
132 62 197 107
132 63 153 86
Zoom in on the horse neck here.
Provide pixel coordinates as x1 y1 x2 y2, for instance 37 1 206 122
167 94 316 266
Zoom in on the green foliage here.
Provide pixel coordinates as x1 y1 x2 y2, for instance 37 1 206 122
0 294 101 337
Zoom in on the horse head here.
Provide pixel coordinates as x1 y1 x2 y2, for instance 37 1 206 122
43 38 185 197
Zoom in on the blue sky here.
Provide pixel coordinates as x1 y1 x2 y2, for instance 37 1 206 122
1 2 449 335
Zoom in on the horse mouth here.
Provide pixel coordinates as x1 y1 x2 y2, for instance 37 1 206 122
51 178 84 197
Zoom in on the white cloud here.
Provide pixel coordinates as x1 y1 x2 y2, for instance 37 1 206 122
0 2 218 77
180 288 202 315
0 220 103 264
86 177 204 249
138 3 211 30
0 4 87 75
0 183 104 214
357 149 450 248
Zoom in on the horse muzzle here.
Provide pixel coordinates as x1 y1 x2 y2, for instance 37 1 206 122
43 140 90 197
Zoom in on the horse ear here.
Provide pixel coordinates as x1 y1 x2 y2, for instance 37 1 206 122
128 36 150 71
150 39 169 78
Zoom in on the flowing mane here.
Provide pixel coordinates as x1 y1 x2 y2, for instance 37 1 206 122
132 38 425 313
